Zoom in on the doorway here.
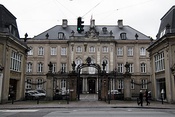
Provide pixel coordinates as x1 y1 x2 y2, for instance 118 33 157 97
88 79 96 94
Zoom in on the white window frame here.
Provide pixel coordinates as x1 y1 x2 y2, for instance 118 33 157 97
141 63 146 73
38 47 44 55
76 46 82 52
131 79 134 89
61 47 67 55
141 79 147 89
89 46 95 53
127 47 133 56
37 62 43 73
117 63 123 73
140 47 146 56
129 63 134 73
27 62 32 72
36 78 43 89
61 63 67 73
51 47 57 55
52 63 56 73
10 51 22 72
117 47 123 56
26 79 32 89
118 79 123 89
102 46 108 52
154 52 165 72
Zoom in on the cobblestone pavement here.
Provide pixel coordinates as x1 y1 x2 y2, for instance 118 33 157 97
0 94 175 109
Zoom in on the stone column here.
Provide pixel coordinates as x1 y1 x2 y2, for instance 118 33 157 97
124 62 131 100
68 73 77 101
46 74 54 100
101 73 108 101
124 74 131 100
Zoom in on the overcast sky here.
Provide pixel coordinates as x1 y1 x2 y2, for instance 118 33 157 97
1 0 175 39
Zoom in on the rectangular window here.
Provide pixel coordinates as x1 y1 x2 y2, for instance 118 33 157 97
131 79 134 89
141 63 146 73
117 63 123 73
89 46 95 52
61 63 66 73
61 79 66 88
51 47 57 55
127 47 133 56
140 47 146 56
76 46 82 52
154 52 165 72
118 79 123 89
26 79 32 89
10 51 22 72
37 63 43 73
36 79 43 89
26 62 32 72
38 47 44 55
52 63 56 73
61 47 67 55
102 46 108 52
127 63 134 73
141 79 147 89
117 47 123 56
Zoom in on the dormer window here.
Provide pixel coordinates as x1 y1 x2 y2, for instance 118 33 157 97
102 27 107 34
120 32 127 40
58 32 65 40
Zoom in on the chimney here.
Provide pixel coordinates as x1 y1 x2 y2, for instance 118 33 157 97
118 19 123 29
62 19 68 28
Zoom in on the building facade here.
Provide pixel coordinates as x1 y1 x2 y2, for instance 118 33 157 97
147 6 175 103
26 19 152 99
0 4 28 103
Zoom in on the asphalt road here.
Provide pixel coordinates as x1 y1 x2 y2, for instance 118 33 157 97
0 108 175 117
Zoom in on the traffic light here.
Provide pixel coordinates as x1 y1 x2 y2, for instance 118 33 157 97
77 17 84 33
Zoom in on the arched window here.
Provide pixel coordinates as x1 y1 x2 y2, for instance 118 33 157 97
140 63 146 73
76 46 82 52
37 62 43 73
58 32 65 40
120 32 127 39
89 46 95 52
140 47 146 56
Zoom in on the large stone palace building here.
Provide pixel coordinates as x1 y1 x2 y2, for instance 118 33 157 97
0 4 28 103
147 5 175 103
26 18 152 99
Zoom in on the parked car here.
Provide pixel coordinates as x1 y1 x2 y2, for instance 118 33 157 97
25 90 46 100
25 92 39 100
108 90 121 94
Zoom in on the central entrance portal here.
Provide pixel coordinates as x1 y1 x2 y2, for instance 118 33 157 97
76 57 104 100
88 79 96 94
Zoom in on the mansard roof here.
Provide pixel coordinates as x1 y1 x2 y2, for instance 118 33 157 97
157 5 175 39
33 20 150 40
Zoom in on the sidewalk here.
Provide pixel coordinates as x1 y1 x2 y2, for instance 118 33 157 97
0 100 175 109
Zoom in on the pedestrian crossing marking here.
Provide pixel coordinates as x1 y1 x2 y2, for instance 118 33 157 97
0 109 39 112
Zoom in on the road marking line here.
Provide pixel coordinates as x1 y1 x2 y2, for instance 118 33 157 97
0 109 39 112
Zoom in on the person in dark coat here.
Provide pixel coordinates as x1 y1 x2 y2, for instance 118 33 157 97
137 90 143 106
145 89 150 105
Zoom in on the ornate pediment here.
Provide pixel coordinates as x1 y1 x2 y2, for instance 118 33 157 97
85 27 99 39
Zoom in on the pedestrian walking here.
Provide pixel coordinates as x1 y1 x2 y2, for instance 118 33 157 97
137 90 143 106
145 89 150 105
